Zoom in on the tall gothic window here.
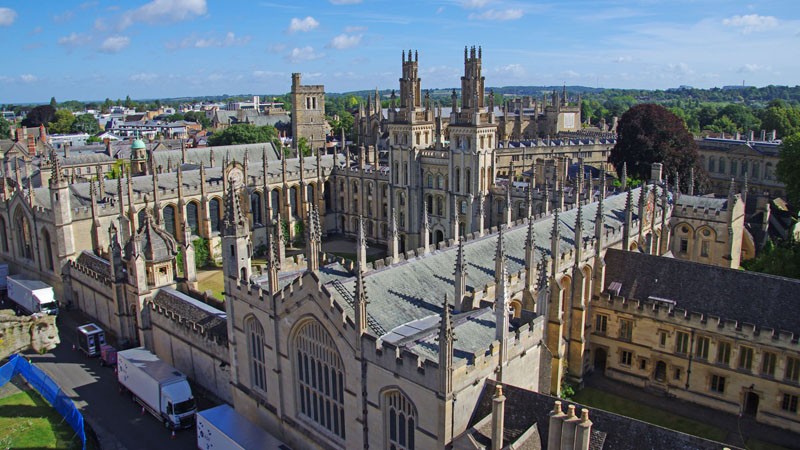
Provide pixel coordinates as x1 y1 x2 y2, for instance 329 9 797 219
163 205 177 237
294 320 345 440
245 316 267 393
186 202 200 235
14 208 33 260
41 229 54 271
0 216 8 252
385 390 416 450
209 198 221 233
251 192 263 225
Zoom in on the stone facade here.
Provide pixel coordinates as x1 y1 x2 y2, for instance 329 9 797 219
291 73 327 152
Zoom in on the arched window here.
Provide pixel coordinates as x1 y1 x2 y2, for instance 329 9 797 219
186 202 200 235
427 174 433 188
718 158 726 174
426 195 433 214
163 205 177 237
271 190 281 220
437 175 444 190
708 157 716 173
246 315 267 393
465 168 472 194
0 216 8 252
436 196 443 216
137 209 147 229
209 198 221 233
14 208 33 260
455 168 461 192
294 320 345 439
384 390 417 450
251 192 263 225
41 229 54 271
289 186 299 217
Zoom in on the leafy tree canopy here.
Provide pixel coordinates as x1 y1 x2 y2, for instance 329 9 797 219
48 110 75 134
71 114 101 134
776 133 800 206
610 103 706 191
21 105 56 127
207 123 280 147
0 118 10 139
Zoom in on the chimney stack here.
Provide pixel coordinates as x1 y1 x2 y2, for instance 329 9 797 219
574 409 593 450
547 401 566 450
560 405 581 450
491 384 506 450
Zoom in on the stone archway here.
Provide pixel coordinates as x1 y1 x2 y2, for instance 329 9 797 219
654 361 667 382
594 348 607 373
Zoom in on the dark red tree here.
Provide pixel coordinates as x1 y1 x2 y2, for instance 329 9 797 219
610 103 707 191
21 105 56 128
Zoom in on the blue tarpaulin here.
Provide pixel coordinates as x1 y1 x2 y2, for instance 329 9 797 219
0 354 86 450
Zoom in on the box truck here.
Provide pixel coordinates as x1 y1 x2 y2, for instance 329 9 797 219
76 323 106 357
117 347 196 430
197 404 289 450
7 276 58 315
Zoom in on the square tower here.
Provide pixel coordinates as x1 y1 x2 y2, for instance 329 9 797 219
291 73 327 152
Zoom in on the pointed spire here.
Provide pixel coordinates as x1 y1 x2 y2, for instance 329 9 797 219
495 238 510 382
422 201 431 254
524 215 536 291
574 201 584 262
356 215 367 270
550 209 560 276
223 181 246 237
438 293 454 395
594 193 605 256
454 237 467 313
674 171 681 196
49 150 64 187
688 166 695 196
623 187 633 250
390 208 400 264
494 225 506 288
741 172 749 205
354 254 368 338
306 205 322 272
620 162 628 189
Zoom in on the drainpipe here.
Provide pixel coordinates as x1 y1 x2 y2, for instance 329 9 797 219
685 329 695 391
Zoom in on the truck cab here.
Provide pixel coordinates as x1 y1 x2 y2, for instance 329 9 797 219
162 382 196 429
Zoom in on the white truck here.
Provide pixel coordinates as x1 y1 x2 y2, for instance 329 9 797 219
7 276 59 315
197 404 289 450
117 347 197 430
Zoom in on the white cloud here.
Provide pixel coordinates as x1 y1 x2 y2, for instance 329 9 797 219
58 32 92 48
468 8 523 21
613 56 632 63
20 74 38 83
0 7 17 26
129 72 158 82
286 46 324 62
722 14 778 33
268 43 287 53
99 35 130 53
344 25 366 33
737 63 770 73
494 63 526 78
167 31 251 49
329 33 362 49
329 0 362 4
461 0 491 8
118 0 207 30
666 62 694 76
288 16 319 33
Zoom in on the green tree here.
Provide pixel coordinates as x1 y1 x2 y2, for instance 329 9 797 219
105 159 131 179
777 133 800 206
297 136 311 157
49 97 57 109
742 240 800 280
708 115 739 135
124 95 133 108
207 123 280 147
761 102 800 138
71 114 100 134
48 109 76 134
0 118 10 139
610 103 706 192
193 238 210 269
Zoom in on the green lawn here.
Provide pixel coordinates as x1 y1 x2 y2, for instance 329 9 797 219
197 270 225 300
571 387 728 443
0 389 81 449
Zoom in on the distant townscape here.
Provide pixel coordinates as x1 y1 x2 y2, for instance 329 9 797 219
1 46 799 450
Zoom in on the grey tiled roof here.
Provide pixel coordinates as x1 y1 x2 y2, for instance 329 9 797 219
465 380 735 450
75 251 111 277
673 194 728 211
603 249 800 335
324 187 645 358
151 287 228 344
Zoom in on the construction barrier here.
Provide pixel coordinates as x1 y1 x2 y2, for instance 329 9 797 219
0 354 86 450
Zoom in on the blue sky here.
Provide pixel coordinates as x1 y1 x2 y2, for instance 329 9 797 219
0 0 798 103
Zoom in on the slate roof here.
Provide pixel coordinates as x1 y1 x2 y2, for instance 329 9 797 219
31 152 341 210
462 380 737 450
603 249 800 335
151 287 228 345
75 251 111 278
673 194 728 211
125 213 178 263
323 187 648 359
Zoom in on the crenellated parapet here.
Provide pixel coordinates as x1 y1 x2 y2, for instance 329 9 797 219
593 292 799 348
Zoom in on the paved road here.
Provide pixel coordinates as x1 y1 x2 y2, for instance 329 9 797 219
24 309 214 450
